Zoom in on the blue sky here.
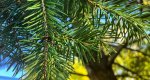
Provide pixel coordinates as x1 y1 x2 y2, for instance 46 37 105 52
0 66 22 78
0 58 22 79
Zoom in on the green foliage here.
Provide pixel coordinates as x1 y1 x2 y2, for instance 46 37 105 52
0 0 150 80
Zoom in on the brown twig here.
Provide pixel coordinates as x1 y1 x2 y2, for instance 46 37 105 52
114 62 147 80
108 42 128 65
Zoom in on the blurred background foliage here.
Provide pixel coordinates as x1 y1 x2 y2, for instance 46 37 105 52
68 58 90 80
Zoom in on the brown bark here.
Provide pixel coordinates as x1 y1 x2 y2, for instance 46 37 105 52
85 51 117 80
86 62 117 80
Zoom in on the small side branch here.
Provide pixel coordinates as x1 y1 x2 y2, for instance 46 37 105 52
108 43 128 65
114 63 147 80
69 72 88 76
108 33 150 65
116 74 134 78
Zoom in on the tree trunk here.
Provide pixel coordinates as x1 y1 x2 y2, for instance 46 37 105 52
85 51 117 80
86 62 117 80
